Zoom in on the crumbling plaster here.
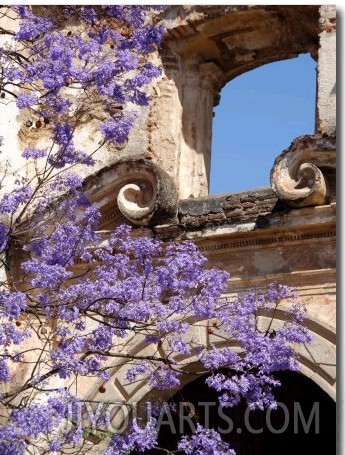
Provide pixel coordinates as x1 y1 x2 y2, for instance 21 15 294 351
0 5 336 405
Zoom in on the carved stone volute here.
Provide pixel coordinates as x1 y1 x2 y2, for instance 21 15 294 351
270 134 336 207
84 158 178 226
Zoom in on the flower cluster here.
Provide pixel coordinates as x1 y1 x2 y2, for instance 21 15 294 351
0 216 311 453
178 424 236 455
200 284 312 410
105 418 158 454
1 6 164 152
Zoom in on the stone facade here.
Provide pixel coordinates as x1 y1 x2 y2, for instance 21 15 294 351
81 5 337 400
0 4 336 442
92 6 336 408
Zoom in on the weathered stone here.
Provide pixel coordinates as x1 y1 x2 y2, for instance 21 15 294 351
179 195 227 216
270 134 336 207
225 209 244 218
0 5 336 431
241 202 255 208
83 158 178 227
317 5 336 135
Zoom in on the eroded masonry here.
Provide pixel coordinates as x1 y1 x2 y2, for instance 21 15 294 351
1 5 336 452
81 5 336 403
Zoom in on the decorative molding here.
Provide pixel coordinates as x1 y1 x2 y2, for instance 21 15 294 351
198 228 336 252
225 269 336 295
270 134 336 207
84 158 178 226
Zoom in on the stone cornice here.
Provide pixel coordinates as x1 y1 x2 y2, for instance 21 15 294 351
152 202 336 242
197 227 336 253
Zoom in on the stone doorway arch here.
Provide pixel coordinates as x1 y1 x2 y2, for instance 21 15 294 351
81 303 335 431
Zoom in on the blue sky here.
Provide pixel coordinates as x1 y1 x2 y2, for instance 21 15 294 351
209 53 317 194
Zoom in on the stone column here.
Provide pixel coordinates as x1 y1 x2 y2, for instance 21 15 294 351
316 5 336 135
178 60 223 199
148 49 184 194
150 51 224 199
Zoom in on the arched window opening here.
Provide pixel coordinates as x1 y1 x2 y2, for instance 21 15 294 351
210 53 316 195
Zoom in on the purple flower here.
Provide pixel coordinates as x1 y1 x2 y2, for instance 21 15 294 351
0 222 8 251
0 425 25 455
168 335 191 355
105 418 158 454
48 438 63 452
0 185 33 214
22 147 48 159
99 111 137 144
148 364 180 390
125 363 150 382
16 92 39 108
14 6 55 40
178 423 236 455
11 404 61 438
0 291 27 320
0 358 11 382
201 347 240 370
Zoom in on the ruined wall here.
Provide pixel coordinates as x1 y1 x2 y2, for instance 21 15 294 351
0 5 336 411
86 5 336 401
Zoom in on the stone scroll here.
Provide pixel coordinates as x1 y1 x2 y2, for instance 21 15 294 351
84 158 178 226
270 134 336 207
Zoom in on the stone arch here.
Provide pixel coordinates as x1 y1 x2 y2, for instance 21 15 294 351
80 305 335 431
150 5 335 199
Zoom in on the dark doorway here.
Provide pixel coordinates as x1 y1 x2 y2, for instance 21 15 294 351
143 370 335 454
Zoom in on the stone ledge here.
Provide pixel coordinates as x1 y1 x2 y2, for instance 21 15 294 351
178 187 283 227
151 201 336 246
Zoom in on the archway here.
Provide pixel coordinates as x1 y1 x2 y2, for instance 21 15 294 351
159 5 321 198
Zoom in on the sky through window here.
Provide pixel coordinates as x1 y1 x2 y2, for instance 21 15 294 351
210 53 317 194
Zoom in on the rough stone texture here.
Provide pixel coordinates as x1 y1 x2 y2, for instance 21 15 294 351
0 5 336 423
178 187 281 229
0 5 336 201
154 5 321 197
317 5 336 134
270 134 336 207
